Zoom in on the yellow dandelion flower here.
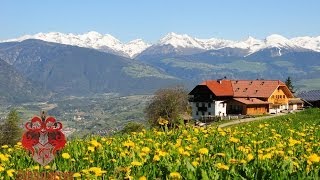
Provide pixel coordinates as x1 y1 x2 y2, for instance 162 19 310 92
131 161 143 166
62 153 71 159
192 161 199 167
308 154 320 164
88 146 95 152
198 148 209 155
229 137 240 143
90 140 102 148
33 165 40 170
215 163 229 170
1 145 8 149
247 154 254 161
153 155 160 161
0 165 4 172
0 153 9 162
169 172 182 179
44 165 50 170
139 176 147 180
6 169 15 177
141 147 151 154
73 173 81 178
123 140 135 148
88 167 106 176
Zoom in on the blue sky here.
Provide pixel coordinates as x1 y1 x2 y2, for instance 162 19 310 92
1 0 319 42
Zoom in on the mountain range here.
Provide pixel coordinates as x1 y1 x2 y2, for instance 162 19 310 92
1 32 320 103
3 32 320 58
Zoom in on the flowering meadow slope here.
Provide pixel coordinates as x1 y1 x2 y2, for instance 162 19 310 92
0 109 319 179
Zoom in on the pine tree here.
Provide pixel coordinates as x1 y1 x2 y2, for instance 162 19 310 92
0 110 22 146
285 76 295 94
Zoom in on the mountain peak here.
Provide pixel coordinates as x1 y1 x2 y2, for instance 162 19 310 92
159 32 202 49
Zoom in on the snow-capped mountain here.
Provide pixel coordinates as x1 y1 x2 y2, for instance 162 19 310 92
159 32 203 49
2 31 150 58
2 32 320 58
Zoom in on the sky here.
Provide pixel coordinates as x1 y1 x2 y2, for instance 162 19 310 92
1 0 319 43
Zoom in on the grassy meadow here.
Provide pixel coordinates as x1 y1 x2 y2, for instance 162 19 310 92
0 108 319 179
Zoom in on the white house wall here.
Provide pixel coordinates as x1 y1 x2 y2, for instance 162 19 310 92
191 101 227 120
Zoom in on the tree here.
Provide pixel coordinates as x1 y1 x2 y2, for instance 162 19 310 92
0 110 22 146
119 122 145 134
285 76 295 93
145 86 189 127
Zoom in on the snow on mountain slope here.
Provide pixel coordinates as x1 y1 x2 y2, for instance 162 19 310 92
195 38 234 50
291 36 320 52
159 32 203 49
2 32 320 58
2 31 150 58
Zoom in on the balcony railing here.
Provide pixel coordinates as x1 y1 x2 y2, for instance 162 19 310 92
273 99 287 104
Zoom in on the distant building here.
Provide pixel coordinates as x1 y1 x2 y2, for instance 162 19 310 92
189 79 301 119
298 90 320 107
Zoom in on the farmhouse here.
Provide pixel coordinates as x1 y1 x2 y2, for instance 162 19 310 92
189 79 301 119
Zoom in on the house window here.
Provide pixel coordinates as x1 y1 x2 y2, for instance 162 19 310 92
283 95 285 98
196 102 199 107
202 103 205 107
208 112 211 115
202 111 205 116
196 111 198 115
223 103 225 108
208 103 211 108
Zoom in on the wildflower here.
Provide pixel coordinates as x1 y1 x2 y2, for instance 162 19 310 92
198 148 209 155
307 154 320 164
45 165 51 170
33 165 40 170
90 140 102 148
131 161 143 166
192 161 199 167
73 173 81 178
139 176 147 180
169 172 182 179
0 153 9 162
141 147 151 154
1 145 8 149
62 153 71 159
229 137 240 143
0 165 3 172
123 140 135 148
6 169 15 177
88 167 106 176
88 146 95 152
247 154 254 161
288 137 301 146
215 163 229 170
153 155 160 161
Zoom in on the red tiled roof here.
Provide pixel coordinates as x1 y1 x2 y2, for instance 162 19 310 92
198 79 294 98
231 80 293 98
200 80 233 96
233 98 270 105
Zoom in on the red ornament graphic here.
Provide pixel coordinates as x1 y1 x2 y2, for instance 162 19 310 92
21 112 66 166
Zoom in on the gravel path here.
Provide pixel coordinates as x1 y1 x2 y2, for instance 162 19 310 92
218 113 287 128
